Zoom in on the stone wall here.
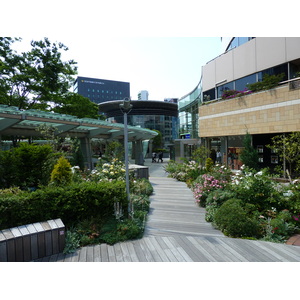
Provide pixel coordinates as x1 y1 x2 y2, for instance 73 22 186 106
199 83 300 137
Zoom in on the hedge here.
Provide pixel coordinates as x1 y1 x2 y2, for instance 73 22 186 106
0 181 127 230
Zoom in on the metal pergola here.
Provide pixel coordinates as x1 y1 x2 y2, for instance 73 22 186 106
0 105 157 168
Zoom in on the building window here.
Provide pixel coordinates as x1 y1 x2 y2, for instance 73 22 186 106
203 88 215 102
235 74 256 91
257 145 264 153
258 63 288 81
217 82 234 98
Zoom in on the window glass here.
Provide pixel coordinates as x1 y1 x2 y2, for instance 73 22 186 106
229 38 238 50
238 37 249 46
203 88 216 102
235 74 256 91
217 82 234 98
261 63 288 81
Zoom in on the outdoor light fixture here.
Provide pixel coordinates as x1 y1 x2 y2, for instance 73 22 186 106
119 97 132 113
119 97 132 216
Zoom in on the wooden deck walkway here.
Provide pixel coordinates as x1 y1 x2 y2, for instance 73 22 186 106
35 160 300 262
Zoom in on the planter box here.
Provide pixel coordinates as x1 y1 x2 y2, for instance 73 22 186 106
0 219 65 262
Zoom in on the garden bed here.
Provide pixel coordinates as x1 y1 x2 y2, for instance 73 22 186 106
164 159 300 243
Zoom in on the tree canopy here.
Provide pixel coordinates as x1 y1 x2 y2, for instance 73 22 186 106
0 37 98 119
267 132 300 177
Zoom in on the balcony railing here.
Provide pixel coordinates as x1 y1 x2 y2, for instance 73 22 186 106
288 77 300 90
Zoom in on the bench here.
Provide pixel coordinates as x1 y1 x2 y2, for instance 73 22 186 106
0 219 65 262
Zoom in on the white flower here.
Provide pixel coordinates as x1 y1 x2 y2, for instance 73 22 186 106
71 166 80 174
283 190 293 197
255 171 263 177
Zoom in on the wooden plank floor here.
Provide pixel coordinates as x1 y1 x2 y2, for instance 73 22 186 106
35 160 300 262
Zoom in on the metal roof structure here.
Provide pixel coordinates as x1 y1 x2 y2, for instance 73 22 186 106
0 105 158 141
99 100 178 118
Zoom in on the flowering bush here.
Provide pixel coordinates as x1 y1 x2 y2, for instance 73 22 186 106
229 167 286 212
192 174 228 207
165 157 300 242
164 160 204 184
192 165 230 207
88 158 127 182
222 88 252 100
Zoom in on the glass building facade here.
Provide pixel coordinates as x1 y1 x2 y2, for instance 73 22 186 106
178 78 202 139
99 100 179 150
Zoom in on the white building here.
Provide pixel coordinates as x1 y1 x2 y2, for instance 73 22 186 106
138 90 149 100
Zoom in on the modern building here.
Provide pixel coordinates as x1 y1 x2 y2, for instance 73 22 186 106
178 37 300 171
98 100 179 159
164 98 178 104
138 90 149 100
74 76 130 104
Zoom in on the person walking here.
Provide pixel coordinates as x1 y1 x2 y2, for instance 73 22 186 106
216 149 222 164
158 151 163 163
152 152 157 163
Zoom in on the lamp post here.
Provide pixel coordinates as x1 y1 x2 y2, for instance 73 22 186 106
119 97 132 216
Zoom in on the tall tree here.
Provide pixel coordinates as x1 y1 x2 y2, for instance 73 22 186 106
240 132 259 170
152 129 163 150
268 132 300 178
53 92 99 119
0 37 98 119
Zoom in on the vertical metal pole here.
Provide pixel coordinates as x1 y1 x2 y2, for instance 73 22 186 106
124 111 131 215
283 133 286 179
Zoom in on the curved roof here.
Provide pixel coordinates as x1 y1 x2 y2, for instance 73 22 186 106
99 100 178 118
0 105 157 141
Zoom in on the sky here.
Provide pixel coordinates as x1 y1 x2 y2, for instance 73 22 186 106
3 1 297 103
12 36 222 101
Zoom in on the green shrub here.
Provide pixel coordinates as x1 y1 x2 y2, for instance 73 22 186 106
0 143 56 189
50 156 72 186
164 159 206 184
247 73 285 92
0 150 18 188
214 199 261 238
100 219 143 245
131 194 150 212
261 211 298 243
0 180 127 230
287 183 300 215
240 133 259 170
63 228 81 254
205 189 236 222
131 178 153 196
230 168 285 212
205 157 214 172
